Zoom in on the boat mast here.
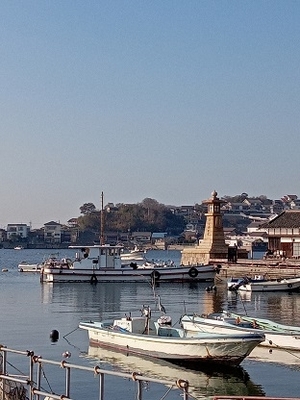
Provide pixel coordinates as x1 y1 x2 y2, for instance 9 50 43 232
100 191 105 245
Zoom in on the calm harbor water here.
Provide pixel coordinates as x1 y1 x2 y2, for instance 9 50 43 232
0 248 300 399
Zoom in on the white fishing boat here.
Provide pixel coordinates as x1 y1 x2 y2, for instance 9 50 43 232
181 311 300 351
120 246 146 264
40 244 221 283
18 252 69 273
227 275 300 292
14 245 24 250
79 306 264 366
18 261 42 272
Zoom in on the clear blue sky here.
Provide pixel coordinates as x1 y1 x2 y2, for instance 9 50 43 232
1 1 299 228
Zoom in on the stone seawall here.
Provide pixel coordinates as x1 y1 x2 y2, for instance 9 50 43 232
215 259 300 280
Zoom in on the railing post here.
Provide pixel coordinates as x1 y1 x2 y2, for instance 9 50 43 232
35 358 42 400
99 371 104 400
65 365 71 398
137 379 142 400
176 379 189 400
1 348 6 400
28 352 34 400
2 348 7 374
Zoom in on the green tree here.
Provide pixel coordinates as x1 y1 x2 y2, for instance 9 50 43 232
79 203 96 215
77 199 185 235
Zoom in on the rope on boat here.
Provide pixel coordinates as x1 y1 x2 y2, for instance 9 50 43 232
62 326 85 352
62 326 79 339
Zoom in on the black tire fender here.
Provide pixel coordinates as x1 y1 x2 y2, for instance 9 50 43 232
151 270 161 280
90 274 98 284
188 267 199 278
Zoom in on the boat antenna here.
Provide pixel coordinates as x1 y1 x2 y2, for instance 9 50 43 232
100 191 105 245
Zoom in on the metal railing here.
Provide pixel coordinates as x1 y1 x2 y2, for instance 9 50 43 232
0 346 190 400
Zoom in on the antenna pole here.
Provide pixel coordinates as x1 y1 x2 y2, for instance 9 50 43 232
100 192 105 245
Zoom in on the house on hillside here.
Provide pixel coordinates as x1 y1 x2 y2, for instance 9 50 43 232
67 218 79 227
44 221 62 244
0 229 6 242
270 199 285 214
7 224 30 240
290 199 300 210
151 232 167 249
281 194 298 204
261 210 300 258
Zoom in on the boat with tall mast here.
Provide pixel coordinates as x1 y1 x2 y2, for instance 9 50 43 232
40 193 221 284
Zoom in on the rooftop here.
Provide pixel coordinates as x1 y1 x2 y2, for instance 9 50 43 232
261 210 300 229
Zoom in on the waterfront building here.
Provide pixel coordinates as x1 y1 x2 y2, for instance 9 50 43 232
261 210 300 259
44 221 62 244
6 223 29 240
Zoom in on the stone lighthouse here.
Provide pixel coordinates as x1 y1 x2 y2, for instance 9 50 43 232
181 190 228 265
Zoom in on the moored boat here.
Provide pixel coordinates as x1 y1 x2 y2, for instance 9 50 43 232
181 311 300 351
18 261 42 272
120 246 146 265
18 252 70 273
40 244 221 283
79 306 264 366
227 275 300 292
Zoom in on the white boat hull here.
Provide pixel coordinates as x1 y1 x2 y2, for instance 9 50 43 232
181 314 300 351
79 319 264 366
228 277 300 292
18 263 41 272
120 254 145 263
40 244 221 283
41 265 218 283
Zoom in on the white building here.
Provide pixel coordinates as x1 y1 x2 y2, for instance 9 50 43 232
7 224 30 240
44 221 62 244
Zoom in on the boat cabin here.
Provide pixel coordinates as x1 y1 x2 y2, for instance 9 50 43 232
113 317 156 334
70 245 123 270
112 316 184 337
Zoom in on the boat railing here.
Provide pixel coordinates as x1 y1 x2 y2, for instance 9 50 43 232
0 345 190 400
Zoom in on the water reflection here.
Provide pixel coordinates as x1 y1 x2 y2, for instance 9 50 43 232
40 281 221 321
41 280 300 328
249 346 300 369
83 345 265 399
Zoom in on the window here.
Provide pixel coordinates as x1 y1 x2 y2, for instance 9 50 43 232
293 243 300 257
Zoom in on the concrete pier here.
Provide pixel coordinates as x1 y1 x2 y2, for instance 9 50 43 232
216 259 300 280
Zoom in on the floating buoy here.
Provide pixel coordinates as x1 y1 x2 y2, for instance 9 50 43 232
50 329 59 342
